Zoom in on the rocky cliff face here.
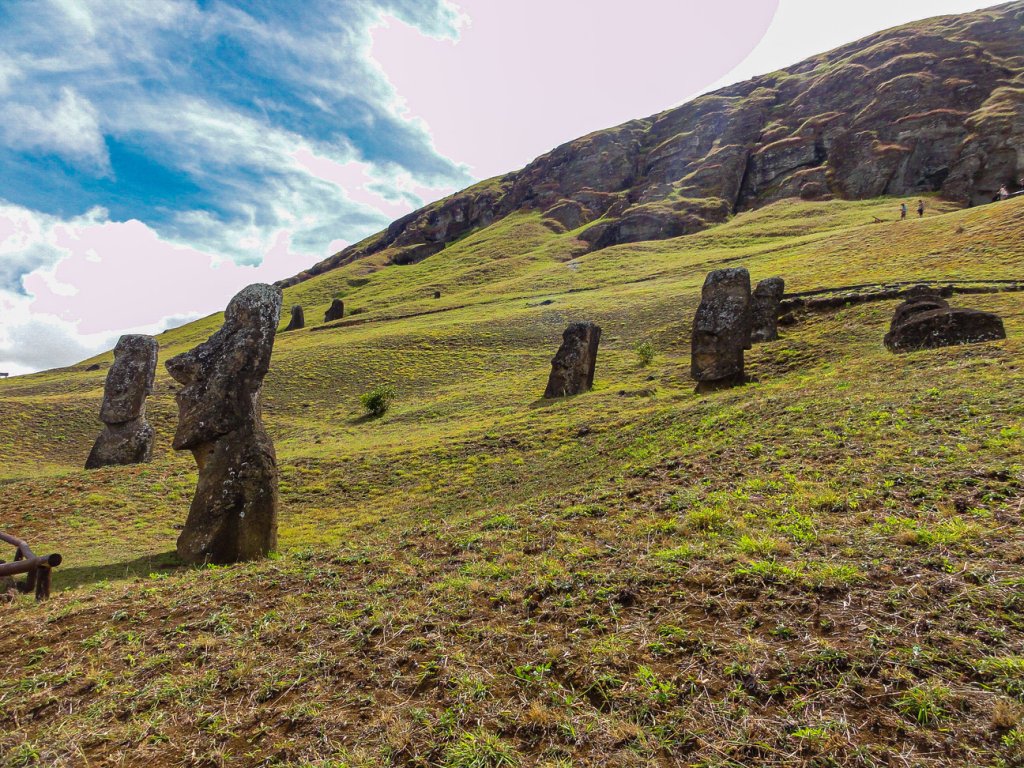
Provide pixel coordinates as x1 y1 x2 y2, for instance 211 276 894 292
280 1 1024 288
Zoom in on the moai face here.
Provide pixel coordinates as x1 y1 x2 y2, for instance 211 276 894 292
166 284 282 451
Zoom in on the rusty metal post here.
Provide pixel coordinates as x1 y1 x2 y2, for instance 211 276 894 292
35 567 52 600
0 531 61 601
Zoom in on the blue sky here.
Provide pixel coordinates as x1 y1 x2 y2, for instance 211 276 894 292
0 0 472 271
0 0 997 375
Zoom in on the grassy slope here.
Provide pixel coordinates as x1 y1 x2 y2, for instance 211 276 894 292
2 196 1024 766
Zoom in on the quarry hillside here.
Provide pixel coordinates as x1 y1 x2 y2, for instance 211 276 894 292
2 4 1024 768
280 0 1024 288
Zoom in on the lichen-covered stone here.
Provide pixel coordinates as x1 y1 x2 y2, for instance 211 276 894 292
85 335 157 470
544 322 601 398
167 284 282 564
86 418 155 470
751 277 786 343
691 268 752 389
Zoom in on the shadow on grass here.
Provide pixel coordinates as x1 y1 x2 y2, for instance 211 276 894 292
528 396 570 409
55 550 183 591
349 413 379 425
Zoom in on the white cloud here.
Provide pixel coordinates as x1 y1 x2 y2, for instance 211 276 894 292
0 56 18 95
1 87 110 173
0 201 316 374
0 0 475 374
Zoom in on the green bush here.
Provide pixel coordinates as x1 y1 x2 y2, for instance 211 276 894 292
636 341 656 367
360 385 396 417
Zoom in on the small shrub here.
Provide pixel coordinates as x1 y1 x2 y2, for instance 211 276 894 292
636 341 656 367
360 385 396 417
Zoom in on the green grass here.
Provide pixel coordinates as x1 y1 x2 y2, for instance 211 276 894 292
1 195 1023 766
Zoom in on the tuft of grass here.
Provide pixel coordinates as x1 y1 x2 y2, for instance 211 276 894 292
444 729 522 768
894 681 953 726
977 658 1024 701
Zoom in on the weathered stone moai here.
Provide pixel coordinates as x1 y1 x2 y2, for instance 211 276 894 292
85 335 158 469
691 267 752 391
884 291 1005 353
284 304 304 331
751 277 785 343
434 290 442 299
167 284 282 564
544 322 601 398
324 298 345 322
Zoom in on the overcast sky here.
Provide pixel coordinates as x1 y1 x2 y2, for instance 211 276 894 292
0 0 1001 375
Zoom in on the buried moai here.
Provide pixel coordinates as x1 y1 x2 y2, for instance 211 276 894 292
166 284 282 564
544 322 601 398
884 289 1005 353
751 277 785 343
324 298 345 322
284 304 305 331
691 267 753 391
85 335 158 469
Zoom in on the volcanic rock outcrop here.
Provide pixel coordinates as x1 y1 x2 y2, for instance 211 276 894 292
751 277 786 343
284 305 304 331
278 3 1024 289
692 268 753 391
544 322 602 398
324 298 345 322
167 284 282 564
884 292 1006 352
85 335 158 470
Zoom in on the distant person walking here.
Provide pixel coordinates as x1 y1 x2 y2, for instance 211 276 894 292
998 185 1010 201
917 200 925 217
900 203 907 220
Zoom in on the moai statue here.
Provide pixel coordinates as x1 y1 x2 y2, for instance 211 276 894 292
166 284 282 564
691 267 752 391
544 322 601 398
884 292 1005 352
85 335 158 469
284 305 304 331
324 298 345 322
751 277 785 343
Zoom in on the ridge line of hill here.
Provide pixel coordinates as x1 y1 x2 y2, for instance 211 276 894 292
277 0 1024 291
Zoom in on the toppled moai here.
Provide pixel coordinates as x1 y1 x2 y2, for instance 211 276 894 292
544 322 601 398
691 267 752 391
751 277 785 343
85 335 158 469
284 304 304 331
324 298 345 322
167 284 282 564
884 291 1005 352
